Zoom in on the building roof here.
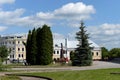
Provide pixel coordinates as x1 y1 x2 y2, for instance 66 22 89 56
53 39 101 50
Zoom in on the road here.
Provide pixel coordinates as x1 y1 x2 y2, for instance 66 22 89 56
11 61 120 72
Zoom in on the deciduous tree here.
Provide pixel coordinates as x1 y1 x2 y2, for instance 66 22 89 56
0 46 9 62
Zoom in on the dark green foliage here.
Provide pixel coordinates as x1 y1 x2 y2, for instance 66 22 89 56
36 27 42 65
37 24 53 65
101 47 109 60
109 48 120 59
101 47 120 60
26 24 53 65
72 21 92 66
70 51 75 61
0 46 9 71
26 30 32 65
0 46 9 62
30 28 37 65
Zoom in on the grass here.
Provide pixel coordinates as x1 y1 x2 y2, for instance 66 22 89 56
6 62 72 68
22 68 120 80
0 76 20 80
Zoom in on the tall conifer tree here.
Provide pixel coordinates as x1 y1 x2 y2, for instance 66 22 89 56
72 21 92 66
26 25 53 65
26 30 32 65
36 27 42 65
38 24 53 65
30 28 37 65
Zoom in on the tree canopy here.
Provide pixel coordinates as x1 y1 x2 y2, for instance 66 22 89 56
0 46 9 62
101 47 109 60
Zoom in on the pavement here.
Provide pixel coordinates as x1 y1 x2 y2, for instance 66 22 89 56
11 61 120 71
19 76 47 80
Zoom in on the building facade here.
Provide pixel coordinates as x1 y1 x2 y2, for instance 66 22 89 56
53 39 101 61
0 35 101 62
0 36 26 62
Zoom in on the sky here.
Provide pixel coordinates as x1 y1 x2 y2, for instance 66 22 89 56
0 0 120 49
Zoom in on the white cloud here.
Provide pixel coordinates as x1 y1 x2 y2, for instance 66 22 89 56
0 0 15 5
0 8 53 27
87 23 120 49
0 26 7 31
36 2 95 21
64 23 120 49
54 2 95 20
0 2 95 28
36 12 54 20
0 8 26 25
53 33 65 39
0 8 25 19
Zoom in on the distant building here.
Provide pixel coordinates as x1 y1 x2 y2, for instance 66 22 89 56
53 39 101 61
0 35 101 62
0 35 26 62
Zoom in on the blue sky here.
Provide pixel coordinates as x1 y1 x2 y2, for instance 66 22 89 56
0 0 120 49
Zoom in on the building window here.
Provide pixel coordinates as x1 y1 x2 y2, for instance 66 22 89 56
18 48 20 51
57 58 59 61
96 52 99 56
13 41 15 44
55 44 58 47
22 54 23 57
13 54 14 58
54 51 55 54
9 48 11 52
18 41 20 44
22 48 24 51
57 51 59 54
18 54 20 58
54 58 57 61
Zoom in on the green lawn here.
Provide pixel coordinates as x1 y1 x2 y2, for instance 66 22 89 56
23 68 120 80
0 76 20 80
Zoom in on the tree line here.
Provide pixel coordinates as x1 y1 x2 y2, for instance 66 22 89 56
25 24 53 65
102 47 120 60
25 22 92 66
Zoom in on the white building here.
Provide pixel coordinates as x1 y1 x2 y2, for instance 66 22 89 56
53 39 101 61
0 35 101 62
0 35 26 62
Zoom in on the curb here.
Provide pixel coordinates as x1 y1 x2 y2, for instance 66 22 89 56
6 74 53 80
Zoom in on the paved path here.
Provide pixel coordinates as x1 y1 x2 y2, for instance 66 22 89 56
11 61 120 71
19 76 47 80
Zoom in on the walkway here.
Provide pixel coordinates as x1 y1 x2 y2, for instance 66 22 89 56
19 76 47 80
12 61 120 71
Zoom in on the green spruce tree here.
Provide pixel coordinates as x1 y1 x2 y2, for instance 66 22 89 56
72 21 92 66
